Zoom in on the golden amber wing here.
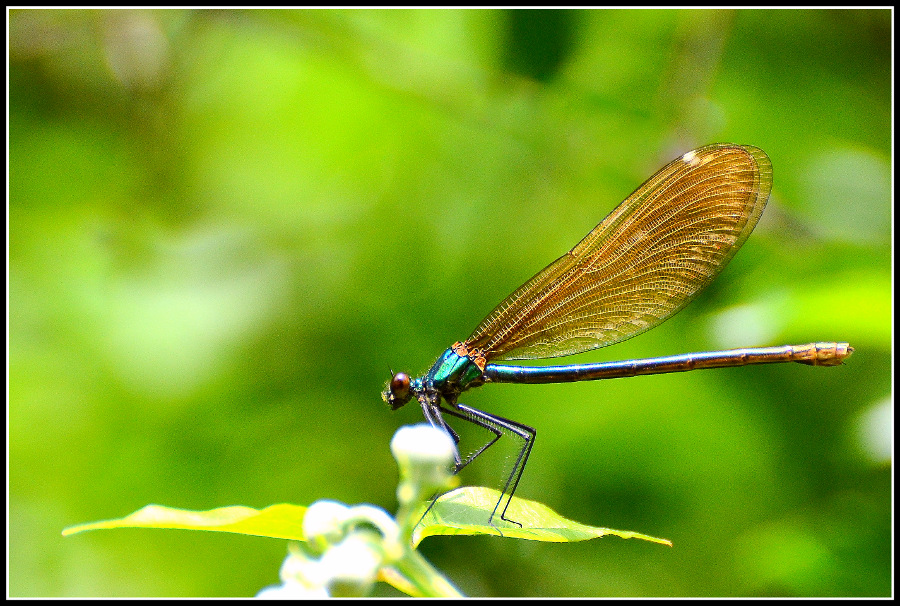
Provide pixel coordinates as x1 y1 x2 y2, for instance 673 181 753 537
466 144 772 361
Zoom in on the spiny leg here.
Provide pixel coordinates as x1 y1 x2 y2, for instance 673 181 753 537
442 403 536 530
414 401 508 532
438 404 503 473
416 400 535 532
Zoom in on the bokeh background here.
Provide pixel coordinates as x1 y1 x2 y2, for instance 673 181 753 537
9 8 891 597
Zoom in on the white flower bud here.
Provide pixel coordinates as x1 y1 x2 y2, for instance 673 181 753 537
319 532 383 597
390 424 456 469
302 500 350 545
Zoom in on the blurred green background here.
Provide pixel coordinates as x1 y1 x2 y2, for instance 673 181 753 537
9 8 891 597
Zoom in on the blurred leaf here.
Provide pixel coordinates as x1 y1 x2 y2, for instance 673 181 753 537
412 487 672 548
62 503 307 541
798 146 891 243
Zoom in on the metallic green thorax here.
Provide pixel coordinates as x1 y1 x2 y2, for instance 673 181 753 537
426 345 485 403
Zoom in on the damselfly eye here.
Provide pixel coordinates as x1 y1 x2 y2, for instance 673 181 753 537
390 372 410 401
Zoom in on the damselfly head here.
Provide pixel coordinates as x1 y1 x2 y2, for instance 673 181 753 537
382 371 412 410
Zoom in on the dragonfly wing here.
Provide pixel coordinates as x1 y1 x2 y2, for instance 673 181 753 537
466 144 772 362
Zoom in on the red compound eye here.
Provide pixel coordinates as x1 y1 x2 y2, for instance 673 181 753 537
390 372 410 402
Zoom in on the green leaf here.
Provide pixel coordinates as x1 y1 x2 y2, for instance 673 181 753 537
412 487 672 548
62 503 307 541
62 491 672 553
